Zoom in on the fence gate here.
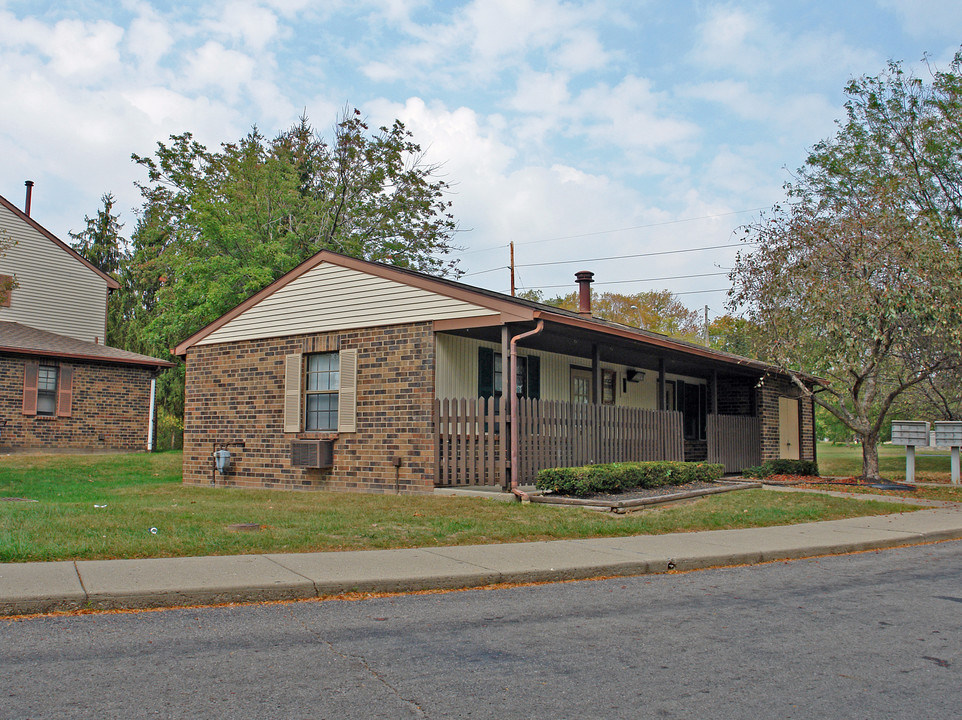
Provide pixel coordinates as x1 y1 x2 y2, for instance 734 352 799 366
707 414 761 473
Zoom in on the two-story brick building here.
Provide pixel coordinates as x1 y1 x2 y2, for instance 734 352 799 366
0 185 172 452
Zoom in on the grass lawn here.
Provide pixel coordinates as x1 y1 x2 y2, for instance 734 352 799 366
817 442 952 482
1 451 915 563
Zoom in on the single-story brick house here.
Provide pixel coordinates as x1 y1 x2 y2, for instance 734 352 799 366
175 250 816 493
0 186 172 452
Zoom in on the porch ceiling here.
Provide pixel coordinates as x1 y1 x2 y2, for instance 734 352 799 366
442 321 765 381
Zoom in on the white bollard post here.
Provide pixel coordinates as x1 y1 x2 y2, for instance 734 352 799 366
952 446 960 485
906 445 916 484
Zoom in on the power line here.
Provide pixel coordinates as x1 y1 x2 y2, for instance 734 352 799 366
461 266 508 278
516 242 756 269
523 271 729 290
512 208 768 247
464 240 756 277
457 206 767 255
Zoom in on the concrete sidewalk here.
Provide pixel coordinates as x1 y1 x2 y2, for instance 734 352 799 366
3 502 962 617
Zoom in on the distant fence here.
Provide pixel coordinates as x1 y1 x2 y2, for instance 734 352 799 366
707 414 761 473
435 397 684 487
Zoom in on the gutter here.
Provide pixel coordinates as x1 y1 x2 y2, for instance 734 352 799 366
509 320 544 499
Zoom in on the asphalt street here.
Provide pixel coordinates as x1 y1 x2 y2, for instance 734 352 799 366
2 540 961 719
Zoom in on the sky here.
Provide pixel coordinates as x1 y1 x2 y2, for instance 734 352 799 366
1 0 960 321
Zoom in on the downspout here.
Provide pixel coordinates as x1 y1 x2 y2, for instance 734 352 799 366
147 376 156 452
510 320 544 500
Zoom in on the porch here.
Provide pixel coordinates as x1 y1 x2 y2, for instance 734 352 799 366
435 396 761 488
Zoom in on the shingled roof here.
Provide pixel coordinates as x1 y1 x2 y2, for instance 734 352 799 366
0 321 173 368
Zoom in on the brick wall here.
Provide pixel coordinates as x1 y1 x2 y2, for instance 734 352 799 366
758 373 816 462
716 375 757 416
182 322 436 493
0 354 154 451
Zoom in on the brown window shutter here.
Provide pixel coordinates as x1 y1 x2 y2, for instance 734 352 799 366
284 354 302 433
22 361 38 415
57 365 74 417
0 274 12 307
337 348 357 433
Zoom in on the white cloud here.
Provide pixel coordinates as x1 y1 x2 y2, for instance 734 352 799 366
184 41 258 102
204 1 281 51
689 6 878 80
125 9 175 69
575 76 698 154
360 0 611 85
876 0 962 40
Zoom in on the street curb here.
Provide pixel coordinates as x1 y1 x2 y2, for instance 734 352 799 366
4 511 962 617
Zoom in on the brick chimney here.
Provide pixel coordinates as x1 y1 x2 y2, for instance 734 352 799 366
575 270 594 315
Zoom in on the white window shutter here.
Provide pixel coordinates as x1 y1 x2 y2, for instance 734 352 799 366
284 354 302 433
338 348 357 433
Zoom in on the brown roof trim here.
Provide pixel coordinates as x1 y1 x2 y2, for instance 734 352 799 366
174 251 534 356
434 316 502 331
0 345 174 368
0 192 120 290
532 310 786 376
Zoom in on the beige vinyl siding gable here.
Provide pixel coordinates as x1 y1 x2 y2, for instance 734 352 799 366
198 263 498 346
0 204 108 343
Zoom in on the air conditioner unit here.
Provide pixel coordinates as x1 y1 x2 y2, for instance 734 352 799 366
291 440 334 469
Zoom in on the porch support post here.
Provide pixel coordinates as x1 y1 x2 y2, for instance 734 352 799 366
658 358 666 411
711 369 718 415
501 325 511 490
500 326 510 397
591 344 601 405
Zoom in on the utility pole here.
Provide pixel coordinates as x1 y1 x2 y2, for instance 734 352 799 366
510 241 516 296
704 305 710 346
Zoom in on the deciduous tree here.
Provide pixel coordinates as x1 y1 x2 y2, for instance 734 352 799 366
730 52 962 479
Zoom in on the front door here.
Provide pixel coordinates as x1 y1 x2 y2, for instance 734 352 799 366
778 397 800 459
570 368 592 404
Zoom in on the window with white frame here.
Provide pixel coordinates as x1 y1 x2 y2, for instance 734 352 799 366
36 365 58 416
305 353 339 431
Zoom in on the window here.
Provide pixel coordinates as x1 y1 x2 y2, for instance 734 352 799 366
37 365 58 416
478 347 539 399
22 362 72 418
284 349 356 434
601 370 616 405
305 353 339 431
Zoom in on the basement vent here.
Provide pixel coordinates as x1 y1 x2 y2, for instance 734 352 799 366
291 439 334 469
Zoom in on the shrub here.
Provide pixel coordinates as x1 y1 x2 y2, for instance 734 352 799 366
741 459 819 478
535 461 724 497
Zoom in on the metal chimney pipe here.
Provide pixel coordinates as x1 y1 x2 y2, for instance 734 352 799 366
575 270 594 315
24 180 34 217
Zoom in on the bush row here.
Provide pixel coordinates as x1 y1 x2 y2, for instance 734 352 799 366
535 461 725 498
741 459 819 478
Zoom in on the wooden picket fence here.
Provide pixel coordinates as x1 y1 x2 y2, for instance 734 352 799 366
435 397 684 487
707 413 761 473
435 397 508 487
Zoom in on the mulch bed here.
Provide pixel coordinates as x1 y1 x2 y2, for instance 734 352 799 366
567 480 721 502
759 474 917 491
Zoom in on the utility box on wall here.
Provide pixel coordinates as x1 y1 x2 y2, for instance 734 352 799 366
891 421 930 447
